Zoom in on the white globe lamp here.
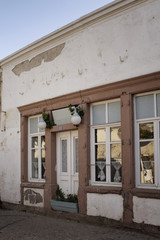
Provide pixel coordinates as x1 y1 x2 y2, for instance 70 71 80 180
38 115 46 130
71 108 81 126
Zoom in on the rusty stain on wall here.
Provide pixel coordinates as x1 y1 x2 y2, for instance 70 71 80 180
12 43 65 76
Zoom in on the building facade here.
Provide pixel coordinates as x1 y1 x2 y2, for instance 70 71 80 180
0 0 160 229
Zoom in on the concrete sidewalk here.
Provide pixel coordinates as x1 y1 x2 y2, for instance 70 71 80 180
0 209 159 240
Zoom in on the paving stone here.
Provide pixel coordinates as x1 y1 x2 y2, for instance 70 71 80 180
0 209 159 240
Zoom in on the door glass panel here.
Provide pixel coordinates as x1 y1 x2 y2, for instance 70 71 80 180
110 144 122 182
61 139 67 172
92 104 106 125
136 94 154 119
108 101 121 123
32 149 38 178
139 123 154 139
74 138 78 173
110 127 121 142
140 141 154 184
95 128 106 143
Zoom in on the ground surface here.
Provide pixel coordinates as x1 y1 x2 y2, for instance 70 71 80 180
0 209 159 240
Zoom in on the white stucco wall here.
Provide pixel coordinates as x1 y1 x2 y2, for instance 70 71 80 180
133 196 160 226
0 0 160 204
0 109 20 203
87 193 123 221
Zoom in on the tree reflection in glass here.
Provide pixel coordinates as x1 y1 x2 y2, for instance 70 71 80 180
139 123 154 184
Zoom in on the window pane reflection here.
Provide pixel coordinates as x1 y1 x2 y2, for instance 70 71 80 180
95 142 106 181
140 141 154 184
110 144 122 182
30 118 38 134
156 93 160 117
110 127 121 142
92 104 106 125
95 145 106 161
136 94 154 119
32 149 38 178
41 136 45 148
140 123 154 139
32 137 38 148
95 129 106 143
108 101 121 123
41 149 45 179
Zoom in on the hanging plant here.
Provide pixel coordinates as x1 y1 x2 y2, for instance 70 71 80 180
68 104 84 119
42 112 56 129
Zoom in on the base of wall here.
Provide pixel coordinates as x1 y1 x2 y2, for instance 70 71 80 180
1 201 160 238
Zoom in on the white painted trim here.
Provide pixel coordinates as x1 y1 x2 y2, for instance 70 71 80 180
28 115 45 182
90 99 121 185
134 92 160 189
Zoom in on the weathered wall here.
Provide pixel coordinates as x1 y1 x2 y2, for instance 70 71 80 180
133 197 160 226
0 0 160 204
87 193 123 221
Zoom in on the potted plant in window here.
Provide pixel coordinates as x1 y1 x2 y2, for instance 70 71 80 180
50 185 79 213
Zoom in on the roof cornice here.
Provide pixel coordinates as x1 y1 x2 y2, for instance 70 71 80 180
0 0 147 66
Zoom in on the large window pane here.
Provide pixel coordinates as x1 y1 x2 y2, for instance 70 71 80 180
92 104 106 125
108 101 120 123
136 94 154 119
30 118 38 134
95 129 106 143
140 141 154 184
139 123 154 139
110 127 121 142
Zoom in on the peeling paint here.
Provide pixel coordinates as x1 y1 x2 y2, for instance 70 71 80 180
78 69 83 75
61 72 65 78
12 43 65 76
97 51 102 58
119 50 128 63
0 71 2 117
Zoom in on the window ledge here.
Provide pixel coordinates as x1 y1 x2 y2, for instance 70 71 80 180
21 182 45 189
131 188 160 199
85 185 122 195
